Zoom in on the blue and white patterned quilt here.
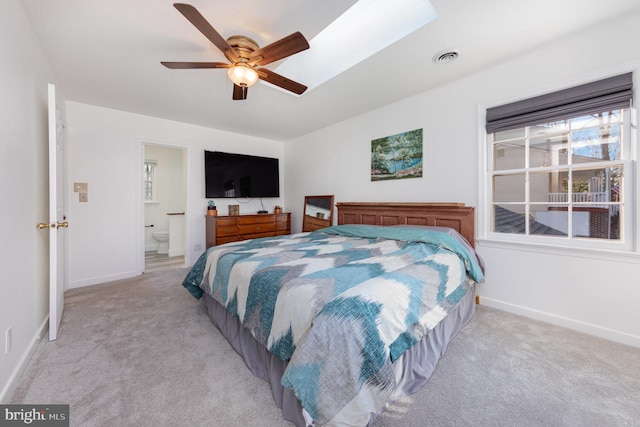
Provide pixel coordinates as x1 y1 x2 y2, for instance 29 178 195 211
182 225 484 426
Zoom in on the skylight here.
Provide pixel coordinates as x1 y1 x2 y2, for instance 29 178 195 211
273 0 438 93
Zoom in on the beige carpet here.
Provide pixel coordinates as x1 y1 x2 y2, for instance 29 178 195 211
10 268 640 426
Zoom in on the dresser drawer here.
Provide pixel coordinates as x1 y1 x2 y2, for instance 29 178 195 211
275 222 289 231
239 223 276 235
216 218 237 227
275 215 290 231
238 216 275 225
216 236 239 245
217 226 238 237
243 231 275 240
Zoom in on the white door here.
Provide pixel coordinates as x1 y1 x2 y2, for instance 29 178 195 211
48 83 67 341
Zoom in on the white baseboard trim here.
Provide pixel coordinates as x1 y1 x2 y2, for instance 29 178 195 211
68 271 140 289
479 297 640 349
168 248 185 257
0 316 48 403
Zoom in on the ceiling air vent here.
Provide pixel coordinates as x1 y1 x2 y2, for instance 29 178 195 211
432 49 461 64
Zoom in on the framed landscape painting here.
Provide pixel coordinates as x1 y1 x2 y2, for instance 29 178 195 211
371 128 423 181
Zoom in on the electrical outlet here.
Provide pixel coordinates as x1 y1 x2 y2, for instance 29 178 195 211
5 327 12 354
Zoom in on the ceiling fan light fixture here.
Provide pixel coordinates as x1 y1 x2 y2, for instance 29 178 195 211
227 64 259 87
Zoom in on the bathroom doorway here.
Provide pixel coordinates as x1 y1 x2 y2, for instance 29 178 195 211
143 143 186 272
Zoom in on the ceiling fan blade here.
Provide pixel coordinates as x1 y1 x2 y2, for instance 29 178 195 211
257 69 307 95
232 84 248 100
249 32 309 66
161 61 230 69
173 3 239 62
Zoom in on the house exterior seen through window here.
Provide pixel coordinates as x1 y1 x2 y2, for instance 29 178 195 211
490 111 627 242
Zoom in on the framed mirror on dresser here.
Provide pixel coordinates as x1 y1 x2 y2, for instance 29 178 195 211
302 195 334 232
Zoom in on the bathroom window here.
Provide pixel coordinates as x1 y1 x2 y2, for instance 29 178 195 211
144 160 157 203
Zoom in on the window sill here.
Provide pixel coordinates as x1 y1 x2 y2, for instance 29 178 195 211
144 200 159 205
477 237 640 265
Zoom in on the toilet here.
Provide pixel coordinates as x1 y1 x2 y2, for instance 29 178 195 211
152 231 169 254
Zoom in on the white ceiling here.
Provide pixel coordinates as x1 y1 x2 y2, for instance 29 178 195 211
20 0 640 141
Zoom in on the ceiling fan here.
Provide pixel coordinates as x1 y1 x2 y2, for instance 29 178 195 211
161 3 310 100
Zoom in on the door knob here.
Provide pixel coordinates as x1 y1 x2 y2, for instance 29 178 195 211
37 222 69 229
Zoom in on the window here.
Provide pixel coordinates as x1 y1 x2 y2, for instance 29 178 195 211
143 160 157 202
485 73 635 249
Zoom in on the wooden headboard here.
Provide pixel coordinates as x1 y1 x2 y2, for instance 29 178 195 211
336 202 476 248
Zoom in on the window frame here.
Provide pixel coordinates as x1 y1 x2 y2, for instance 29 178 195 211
478 74 639 254
143 159 158 204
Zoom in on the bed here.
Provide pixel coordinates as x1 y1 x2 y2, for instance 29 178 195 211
182 202 484 426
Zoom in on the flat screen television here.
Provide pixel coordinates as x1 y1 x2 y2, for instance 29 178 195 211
204 150 280 198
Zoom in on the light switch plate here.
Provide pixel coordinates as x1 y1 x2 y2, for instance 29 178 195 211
79 192 88 202
74 182 88 193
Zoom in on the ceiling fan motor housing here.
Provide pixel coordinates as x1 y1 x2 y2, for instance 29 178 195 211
225 35 259 62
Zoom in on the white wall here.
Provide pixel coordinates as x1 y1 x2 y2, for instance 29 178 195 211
284 12 640 347
65 102 284 288
0 0 58 402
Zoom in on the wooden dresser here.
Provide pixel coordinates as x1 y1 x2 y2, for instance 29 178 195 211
205 213 291 248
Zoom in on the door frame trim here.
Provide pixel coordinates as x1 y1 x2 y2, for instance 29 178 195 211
136 138 190 274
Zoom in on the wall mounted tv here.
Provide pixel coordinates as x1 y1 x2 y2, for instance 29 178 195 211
204 150 280 198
